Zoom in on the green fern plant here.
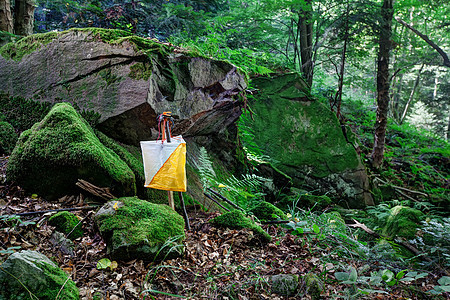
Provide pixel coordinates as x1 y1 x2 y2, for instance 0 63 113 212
196 147 270 211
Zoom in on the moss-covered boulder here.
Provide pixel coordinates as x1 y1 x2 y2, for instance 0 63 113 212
6 102 136 200
381 205 424 239
0 250 79 300
303 273 323 300
48 211 83 240
0 120 17 155
250 201 287 222
271 274 299 296
94 197 185 261
210 210 272 243
241 74 373 208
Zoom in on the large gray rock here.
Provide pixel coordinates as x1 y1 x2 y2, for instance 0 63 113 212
0 250 79 300
241 74 373 207
0 28 247 146
94 197 185 261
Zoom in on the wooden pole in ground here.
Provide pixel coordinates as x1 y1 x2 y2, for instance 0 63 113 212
161 116 175 210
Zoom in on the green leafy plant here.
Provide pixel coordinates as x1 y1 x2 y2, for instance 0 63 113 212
429 276 450 294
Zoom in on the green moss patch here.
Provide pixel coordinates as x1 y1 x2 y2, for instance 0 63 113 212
0 31 58 61
381 205 424 239
0 120 18 155
6 102 136 200
48 211 83 240
95 197 185 261
210 210 272 243
241 73 359 181
250 201 287 222
37 262 79 300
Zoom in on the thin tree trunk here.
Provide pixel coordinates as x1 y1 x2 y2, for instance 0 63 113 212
13 0 35 36
400 64 424 124
0 0 13 33
447 111 450 141
334 1 350 119
299 0 313 87
371 0 394 168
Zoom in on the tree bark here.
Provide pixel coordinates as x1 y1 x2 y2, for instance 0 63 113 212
371 0 394 168
395 16 450 68
0 0 13 33
334 1 350 119
298 0 313 87
400 64 424 124
13 0 35 36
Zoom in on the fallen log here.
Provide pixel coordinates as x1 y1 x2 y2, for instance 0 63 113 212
76 179 116 201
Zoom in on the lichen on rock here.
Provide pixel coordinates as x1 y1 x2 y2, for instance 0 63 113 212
6 102 136 200
94 197 185 261
210 209 272 243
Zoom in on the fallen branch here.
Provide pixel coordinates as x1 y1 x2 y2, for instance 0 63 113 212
203 193 230 212
76 179 116 201
207 188 244 211
374 176 428 199
349 219 449 276
15 206 97 216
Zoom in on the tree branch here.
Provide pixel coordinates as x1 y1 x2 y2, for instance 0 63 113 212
395 16 450 68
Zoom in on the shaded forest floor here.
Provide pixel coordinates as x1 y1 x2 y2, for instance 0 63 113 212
0 155 447 299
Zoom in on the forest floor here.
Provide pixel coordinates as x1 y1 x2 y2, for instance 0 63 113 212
0 156 445 300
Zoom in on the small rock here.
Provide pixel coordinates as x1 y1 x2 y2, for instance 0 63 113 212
303 273 323 300
271 274 299 296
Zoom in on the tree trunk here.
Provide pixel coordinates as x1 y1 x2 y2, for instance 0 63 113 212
0 0 13 33
298 0 313 87
371 0 394 168
400 64 424 124
13 0 35 36
334 1 350 119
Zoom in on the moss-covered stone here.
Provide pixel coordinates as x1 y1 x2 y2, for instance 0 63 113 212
0 120 17 155
245 74 359 179
299 194 333 209
271 274 299 296
0 250 79 300
303 273 323 300
94 197 185 261
241 73 372 207
6 102 136 200
250 201 287 222
48 211 83 240
210 210 272 243
382 205 424 239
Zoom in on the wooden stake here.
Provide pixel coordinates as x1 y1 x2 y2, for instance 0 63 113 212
178 192 190 231
168 191 174 210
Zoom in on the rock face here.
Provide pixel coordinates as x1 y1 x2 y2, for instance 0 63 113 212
6 102 136 200
0 28 247 146
242 74 373 208
94 197 185 261
0 250 79 299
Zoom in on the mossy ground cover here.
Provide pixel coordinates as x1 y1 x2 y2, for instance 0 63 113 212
6 102 136 200
210 209 272 243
